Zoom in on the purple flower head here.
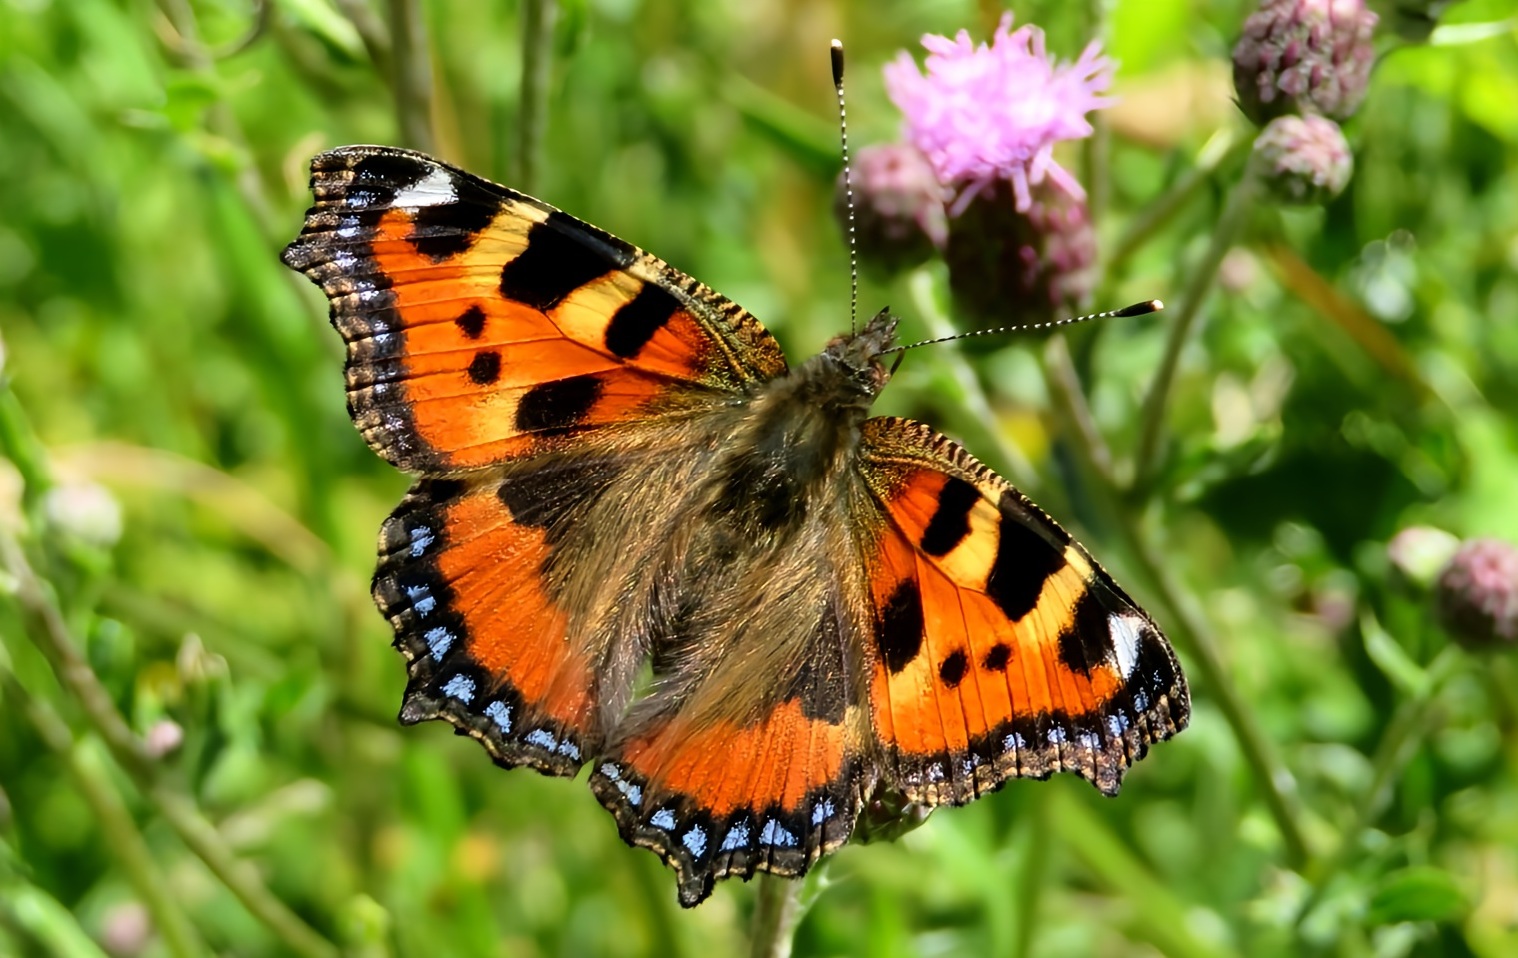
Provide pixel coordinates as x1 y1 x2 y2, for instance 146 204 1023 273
884 14 1114 215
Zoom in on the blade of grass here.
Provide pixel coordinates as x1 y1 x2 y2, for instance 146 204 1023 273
1053 796 1239 958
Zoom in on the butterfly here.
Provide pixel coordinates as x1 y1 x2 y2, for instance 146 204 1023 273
282 145 1189 907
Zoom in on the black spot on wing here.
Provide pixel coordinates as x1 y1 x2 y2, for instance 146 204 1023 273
1056 587 1113 676
938 650 968 688
605 283 681 358
920 477 979 557
982 643 1011 672
454 304 487 339
985 491 1067 621
514 374 604 433
407 177 502 260
467 351 502 385
500 212 626 311
877 580 924 674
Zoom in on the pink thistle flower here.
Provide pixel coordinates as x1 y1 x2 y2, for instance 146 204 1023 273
884 13 1114 215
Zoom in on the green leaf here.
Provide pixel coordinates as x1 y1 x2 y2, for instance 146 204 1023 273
1366 867 1469 926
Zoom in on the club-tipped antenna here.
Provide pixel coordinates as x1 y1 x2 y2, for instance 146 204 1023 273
832 39 859 336
880 300 1165 354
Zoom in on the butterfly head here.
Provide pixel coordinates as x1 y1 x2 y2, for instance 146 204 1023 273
820 307 898 410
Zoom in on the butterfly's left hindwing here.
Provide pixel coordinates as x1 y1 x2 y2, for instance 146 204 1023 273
855 417 1189 802
375 470 613 775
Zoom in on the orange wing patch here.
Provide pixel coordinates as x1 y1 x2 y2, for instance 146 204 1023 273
857 417 1188 801
373 463 624 777
590 696 867 908
282 146 786 473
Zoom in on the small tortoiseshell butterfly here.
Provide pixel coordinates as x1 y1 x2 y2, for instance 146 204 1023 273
282 146 1189 907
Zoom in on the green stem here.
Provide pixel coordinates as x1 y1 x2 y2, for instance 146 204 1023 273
1042 339 1312 870
386 0 433 151
749 874 803 958
1293 647 1465 929
1082 0 1116 225
1009 792 1051 958
1130 167 1258 495
513 0 557 191
334 0 394 78
1105 128 1249 277
0 383 51 512
8 676 208 958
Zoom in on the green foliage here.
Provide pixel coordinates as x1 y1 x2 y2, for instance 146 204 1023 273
2 1 1516 956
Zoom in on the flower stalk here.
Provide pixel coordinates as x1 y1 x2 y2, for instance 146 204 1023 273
1130 167 1260 496
749 874 804 958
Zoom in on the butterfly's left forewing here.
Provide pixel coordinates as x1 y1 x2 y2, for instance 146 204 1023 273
855 417 1189 803
282 145 786 474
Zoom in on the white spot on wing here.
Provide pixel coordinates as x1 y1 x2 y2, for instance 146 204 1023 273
811 800 835 826
524 729 556 750
484 700 511 733
424 626 453 660
1047 726 1066 745
926 763 945 783
600 763 620 781
650 809 676 831
392 167 458 208
759 819 797 847
405 584 435 616
1109 613 1144 679
441 675 474 703
410 526 435 557
720 822 750 851
1107 712 1130 737
682 826 707 858
557 739 580 760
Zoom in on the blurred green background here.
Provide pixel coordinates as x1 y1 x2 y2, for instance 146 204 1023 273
2 0 1517 955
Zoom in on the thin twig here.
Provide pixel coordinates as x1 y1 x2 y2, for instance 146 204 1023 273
1042 339 1312 869
386 0 434 151
1130 166 1258 496
514 0 557 191
749 874 804 958
7 675 208 958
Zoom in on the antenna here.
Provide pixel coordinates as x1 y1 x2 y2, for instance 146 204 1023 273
881 300 1164 354
832 39 859 336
